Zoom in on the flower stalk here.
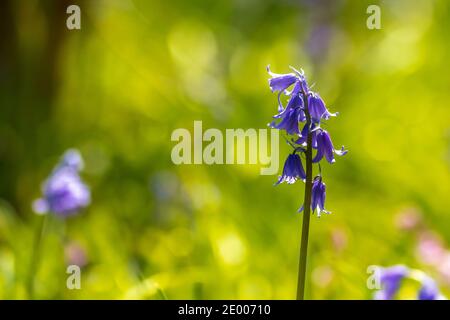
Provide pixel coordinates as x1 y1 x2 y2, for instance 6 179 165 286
297 90 312 300
26 214 48 299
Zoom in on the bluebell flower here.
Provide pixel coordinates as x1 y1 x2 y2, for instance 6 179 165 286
418 276 440 300
267 65 299 112
295 123 318 147
276 153 306 185
298 176 329 217
271 105 305 135
374 265 409 300
267 65 298 93
289 66 310 94
312 129 347 164
33 149 90 217
308 93 337 124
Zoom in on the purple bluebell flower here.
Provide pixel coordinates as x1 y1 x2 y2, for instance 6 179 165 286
276 153 306 185
418 276 440 300
312 129 347 164
295 123 319 147
308 93 337 124
33 149 90 217
374 265 409 300
298 176 329 217
271 105 305 135
267 65 299 112
289 66 310 94
267 65 298 93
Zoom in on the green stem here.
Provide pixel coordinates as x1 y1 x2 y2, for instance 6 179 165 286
26 214 48 299
296 91 313 300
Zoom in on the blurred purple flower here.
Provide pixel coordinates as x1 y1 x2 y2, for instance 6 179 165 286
276 153 306 185
374 265 409 300
418 276 440 300
33 149 90 217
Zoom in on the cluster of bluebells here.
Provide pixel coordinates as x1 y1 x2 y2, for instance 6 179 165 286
33 149 90 217
374 265 446 300
267 66 347 216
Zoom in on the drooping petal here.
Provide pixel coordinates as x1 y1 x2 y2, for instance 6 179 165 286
311 179 320 213
271 107 302 135
308 93 337 123
312 135 324 163
322 131 336 164
295 123 309 145
267 65 298 92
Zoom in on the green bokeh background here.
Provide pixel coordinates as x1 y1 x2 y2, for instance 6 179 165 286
0 0 449 299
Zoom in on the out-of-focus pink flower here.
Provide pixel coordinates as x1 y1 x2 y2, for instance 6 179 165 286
416 232 446 266
331 228 348 253
437 254 450 285
64 242 88 268
395 208 422 231
312 265 334 288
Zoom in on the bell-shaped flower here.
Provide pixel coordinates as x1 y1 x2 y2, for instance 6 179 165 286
312 129 347 164
308 93 337 124
276 153 306 185
298 176 330 217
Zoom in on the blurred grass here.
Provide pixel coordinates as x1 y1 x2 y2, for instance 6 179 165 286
0 0 449 299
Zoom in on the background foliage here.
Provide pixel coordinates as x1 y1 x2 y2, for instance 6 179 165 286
0 0 449 299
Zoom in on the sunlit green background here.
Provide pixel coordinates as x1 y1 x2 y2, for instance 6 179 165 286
1 0 450 299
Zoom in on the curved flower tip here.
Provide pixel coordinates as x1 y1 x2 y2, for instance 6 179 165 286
374 265 409 300
266 65 297 93
335 146 348 156
276 153 306 185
